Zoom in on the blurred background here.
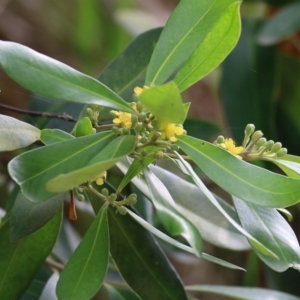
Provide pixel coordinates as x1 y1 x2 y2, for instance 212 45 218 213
1 0 300 299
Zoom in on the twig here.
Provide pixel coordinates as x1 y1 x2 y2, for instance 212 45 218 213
45 258 65 271
0 103 77 122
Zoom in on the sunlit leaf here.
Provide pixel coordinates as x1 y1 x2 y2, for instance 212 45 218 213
233 197 300 272
177 135 300 208
41 129 74 145
56 203 109 300
0 114 41 151
0 41 134 113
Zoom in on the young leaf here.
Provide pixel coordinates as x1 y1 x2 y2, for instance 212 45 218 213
138 82 186 124
0 41 134 113
185 285 300 300
41 129 74 145
176 135 300 208
47 135 136 193
74 117 94 137
0 114 41 151
145 0 242 86
8 131 115 203
56 203 109 300
10 192 66 241
143 167 202 256
0 209 62 300
174 2 241 91
233 197 300 272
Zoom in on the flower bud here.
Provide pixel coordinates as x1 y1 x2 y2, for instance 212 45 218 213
101 188 109 197
131 115 138 125
245 124 255 135
117 206 127 215
265 140 274 150
141 149 148 157
256 138 267 148
136 102 144 112
85 108 93 116
216 135 225 144
140 136 148 144
251 130 263 142
109 193 117 203
126 194 137 205
155 150 164 159
277 148 288 157
138 113 147 122
77 194 85 201
271 142 282 153
169 144 179 151
122 127 130 135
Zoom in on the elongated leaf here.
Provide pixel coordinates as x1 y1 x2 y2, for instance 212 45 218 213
127 210 244 271
174 2 241 91
271 155 300 178
0 210 62 300
41 129 74 145
8 131 115 203
177 135 300 208
257 2 300 45
233 197 300 272
175 152 277 258
185 285 300 300
56 203 109 300
145 0 242 85
104 284 140 300
99 28 162 101
0 114 41 151
0 41 134 113
47 135 136 193
39 272 59 300
10 192 66 241
143 167 202 256
138 82 186 124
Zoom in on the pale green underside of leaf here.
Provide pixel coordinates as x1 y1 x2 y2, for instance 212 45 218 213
40 129 74 145
0 41 134 113
0 114 41 151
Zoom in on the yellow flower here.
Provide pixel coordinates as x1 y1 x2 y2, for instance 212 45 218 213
95 171 107 185
160 122 185 142
112 111 133 128
134 85 149 96
220 138 244 159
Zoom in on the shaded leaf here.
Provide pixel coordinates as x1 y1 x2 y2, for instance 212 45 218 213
174 2 241 91
0 41 134 113
0 210 62 300
8 131 115 202
104 284 140 300
233 197 300 272
41 129 74 145
56 203 109 300
177 135 300 208
185 285 300 300
39 272 59 300
0 114 41 151
10 192 65 241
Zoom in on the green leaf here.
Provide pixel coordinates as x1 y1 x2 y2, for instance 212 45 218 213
47 135 136 193
145 0 242 86
185 285 300 300
41 129 74 145
39 272 59 300
10 192 65 241
271 154 300 178
174 2 241 91
8 131 115 203
0 114 41 151
56 203 109 300
99 28 162 101
143 167 202 256
257 2 300 45
139 82 186 124
177 135 300 208
174 152 277 258
233 197 300 272
74 117 94 137
104 284 140 300
0 210 62 300
0 41 134 113
127 210 245 271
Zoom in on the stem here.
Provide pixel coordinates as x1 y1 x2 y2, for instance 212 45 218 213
68 190 77 220
94 123 117 131
45 258 65 271
0 103 77 122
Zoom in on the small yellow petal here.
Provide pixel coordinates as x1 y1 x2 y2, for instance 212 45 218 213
134 87 143 95
96 178 104 185
113 118 121 124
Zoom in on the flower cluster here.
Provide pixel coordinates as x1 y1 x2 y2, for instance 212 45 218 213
160 122 185 142
220 138 244 159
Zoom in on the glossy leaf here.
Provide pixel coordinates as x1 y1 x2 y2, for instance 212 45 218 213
10 192 65 241
74 117 94 137
143 167 202 256
185 285 300 300
0 41 134 113
0 114 41 151
56 203 109 300
99 28 162 101
127 210 245 271
174 152 277 258
139 82 186 124
145 0 242 86
174 2 241 91
0 210 62 300
177 135 300 208
233 197 300 272
257 2 300 45
8 131 115 203
41 129 74 145
47 135 136 193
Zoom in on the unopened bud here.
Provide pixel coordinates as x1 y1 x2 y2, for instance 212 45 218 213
109 193 117 203
126 194 137 205
136 102 144 112
122 128 130 135
85 108 93 116
134 122 143 132
131 115 138 125
155 150 164 159
117 206 127 215
77 194 85 201
265 140 274 150
245 124 255 135
169 144 179 151
251 130 263 142
141 149 148 157
256 138 267 148
271 142 282 153
277 148 288 157
216 135 225 144
101 188 109 197
140 136 148 144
